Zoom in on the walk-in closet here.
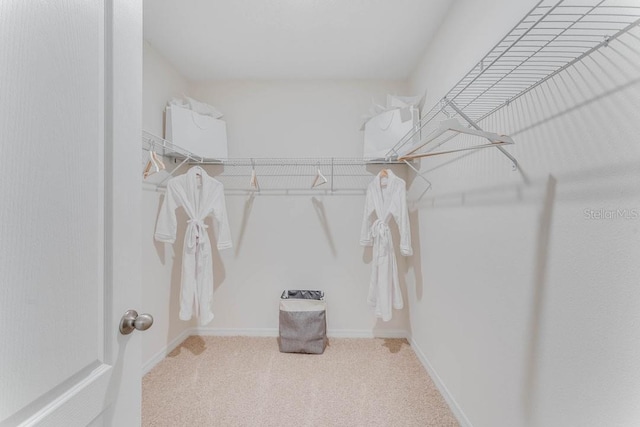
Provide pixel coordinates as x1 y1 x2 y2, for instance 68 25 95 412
2 0 640 426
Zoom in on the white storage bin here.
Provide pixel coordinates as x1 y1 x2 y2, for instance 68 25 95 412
165 104 228 159
363 106 419 159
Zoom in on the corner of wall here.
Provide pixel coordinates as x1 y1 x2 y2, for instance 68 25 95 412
141 40 195 371
409 337 473 427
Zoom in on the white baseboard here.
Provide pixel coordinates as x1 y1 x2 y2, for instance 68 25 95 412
409 337 473 427
142 328 192 375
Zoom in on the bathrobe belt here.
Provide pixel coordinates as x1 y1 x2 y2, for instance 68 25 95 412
186 218 209 255
371 218 393 259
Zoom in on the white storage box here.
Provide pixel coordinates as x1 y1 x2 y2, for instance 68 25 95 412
364 106 419 159
165 105 228 159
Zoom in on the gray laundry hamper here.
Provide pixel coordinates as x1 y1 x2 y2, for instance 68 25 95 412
278 290 327 354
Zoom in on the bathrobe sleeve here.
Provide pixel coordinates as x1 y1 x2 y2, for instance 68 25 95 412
398 184 413 256
211 184 233 250
360 185 375 246
154 180 180 244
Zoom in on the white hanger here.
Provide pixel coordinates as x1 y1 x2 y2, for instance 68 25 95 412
311 163 327 188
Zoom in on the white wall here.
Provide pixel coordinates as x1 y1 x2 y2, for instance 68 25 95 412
190 80 413 336
407 1 640 426
141 41 195 368
141 65 414 368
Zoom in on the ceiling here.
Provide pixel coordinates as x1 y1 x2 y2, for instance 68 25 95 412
143 0 454 81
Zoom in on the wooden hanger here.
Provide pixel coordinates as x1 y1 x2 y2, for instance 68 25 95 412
380 168 388 178
399 118 514 161
401 141 510 160
249 163 259 191
143 148 165 179
142 158 154 179
311 165 328 188
151 150 165 171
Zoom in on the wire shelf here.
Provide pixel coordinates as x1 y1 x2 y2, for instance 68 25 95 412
142 131 207 163
143 0 640 195
388 0 640 158
142 132 409 193
195 158 405 193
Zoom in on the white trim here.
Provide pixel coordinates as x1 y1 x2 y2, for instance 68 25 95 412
142 328 192 375
409 337 474 427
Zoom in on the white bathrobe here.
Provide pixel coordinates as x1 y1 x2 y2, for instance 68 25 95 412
360 170 412 321
155 166 232 325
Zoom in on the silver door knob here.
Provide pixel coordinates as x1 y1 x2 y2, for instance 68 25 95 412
119 310 154 335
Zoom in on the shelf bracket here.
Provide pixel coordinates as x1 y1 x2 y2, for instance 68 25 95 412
157 157 190 187
330 158 335 193
447 101 519 171
403 159 432 192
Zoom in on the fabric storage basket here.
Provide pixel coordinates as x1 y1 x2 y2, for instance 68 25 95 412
279 290 327 354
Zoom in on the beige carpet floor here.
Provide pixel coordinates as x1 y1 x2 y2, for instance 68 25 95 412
143 336 459 427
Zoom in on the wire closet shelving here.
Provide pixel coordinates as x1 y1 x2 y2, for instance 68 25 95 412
142 131 409 194
143 0 640 193
388 0 640 166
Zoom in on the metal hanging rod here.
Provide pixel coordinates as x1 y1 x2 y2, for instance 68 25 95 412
188 157 408 193
191 157 407 167
387 0 640 161
141 131 420 194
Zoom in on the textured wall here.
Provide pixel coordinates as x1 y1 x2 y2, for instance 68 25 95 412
190 80 413 336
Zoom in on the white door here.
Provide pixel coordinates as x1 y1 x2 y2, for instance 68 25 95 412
0 1 143 426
